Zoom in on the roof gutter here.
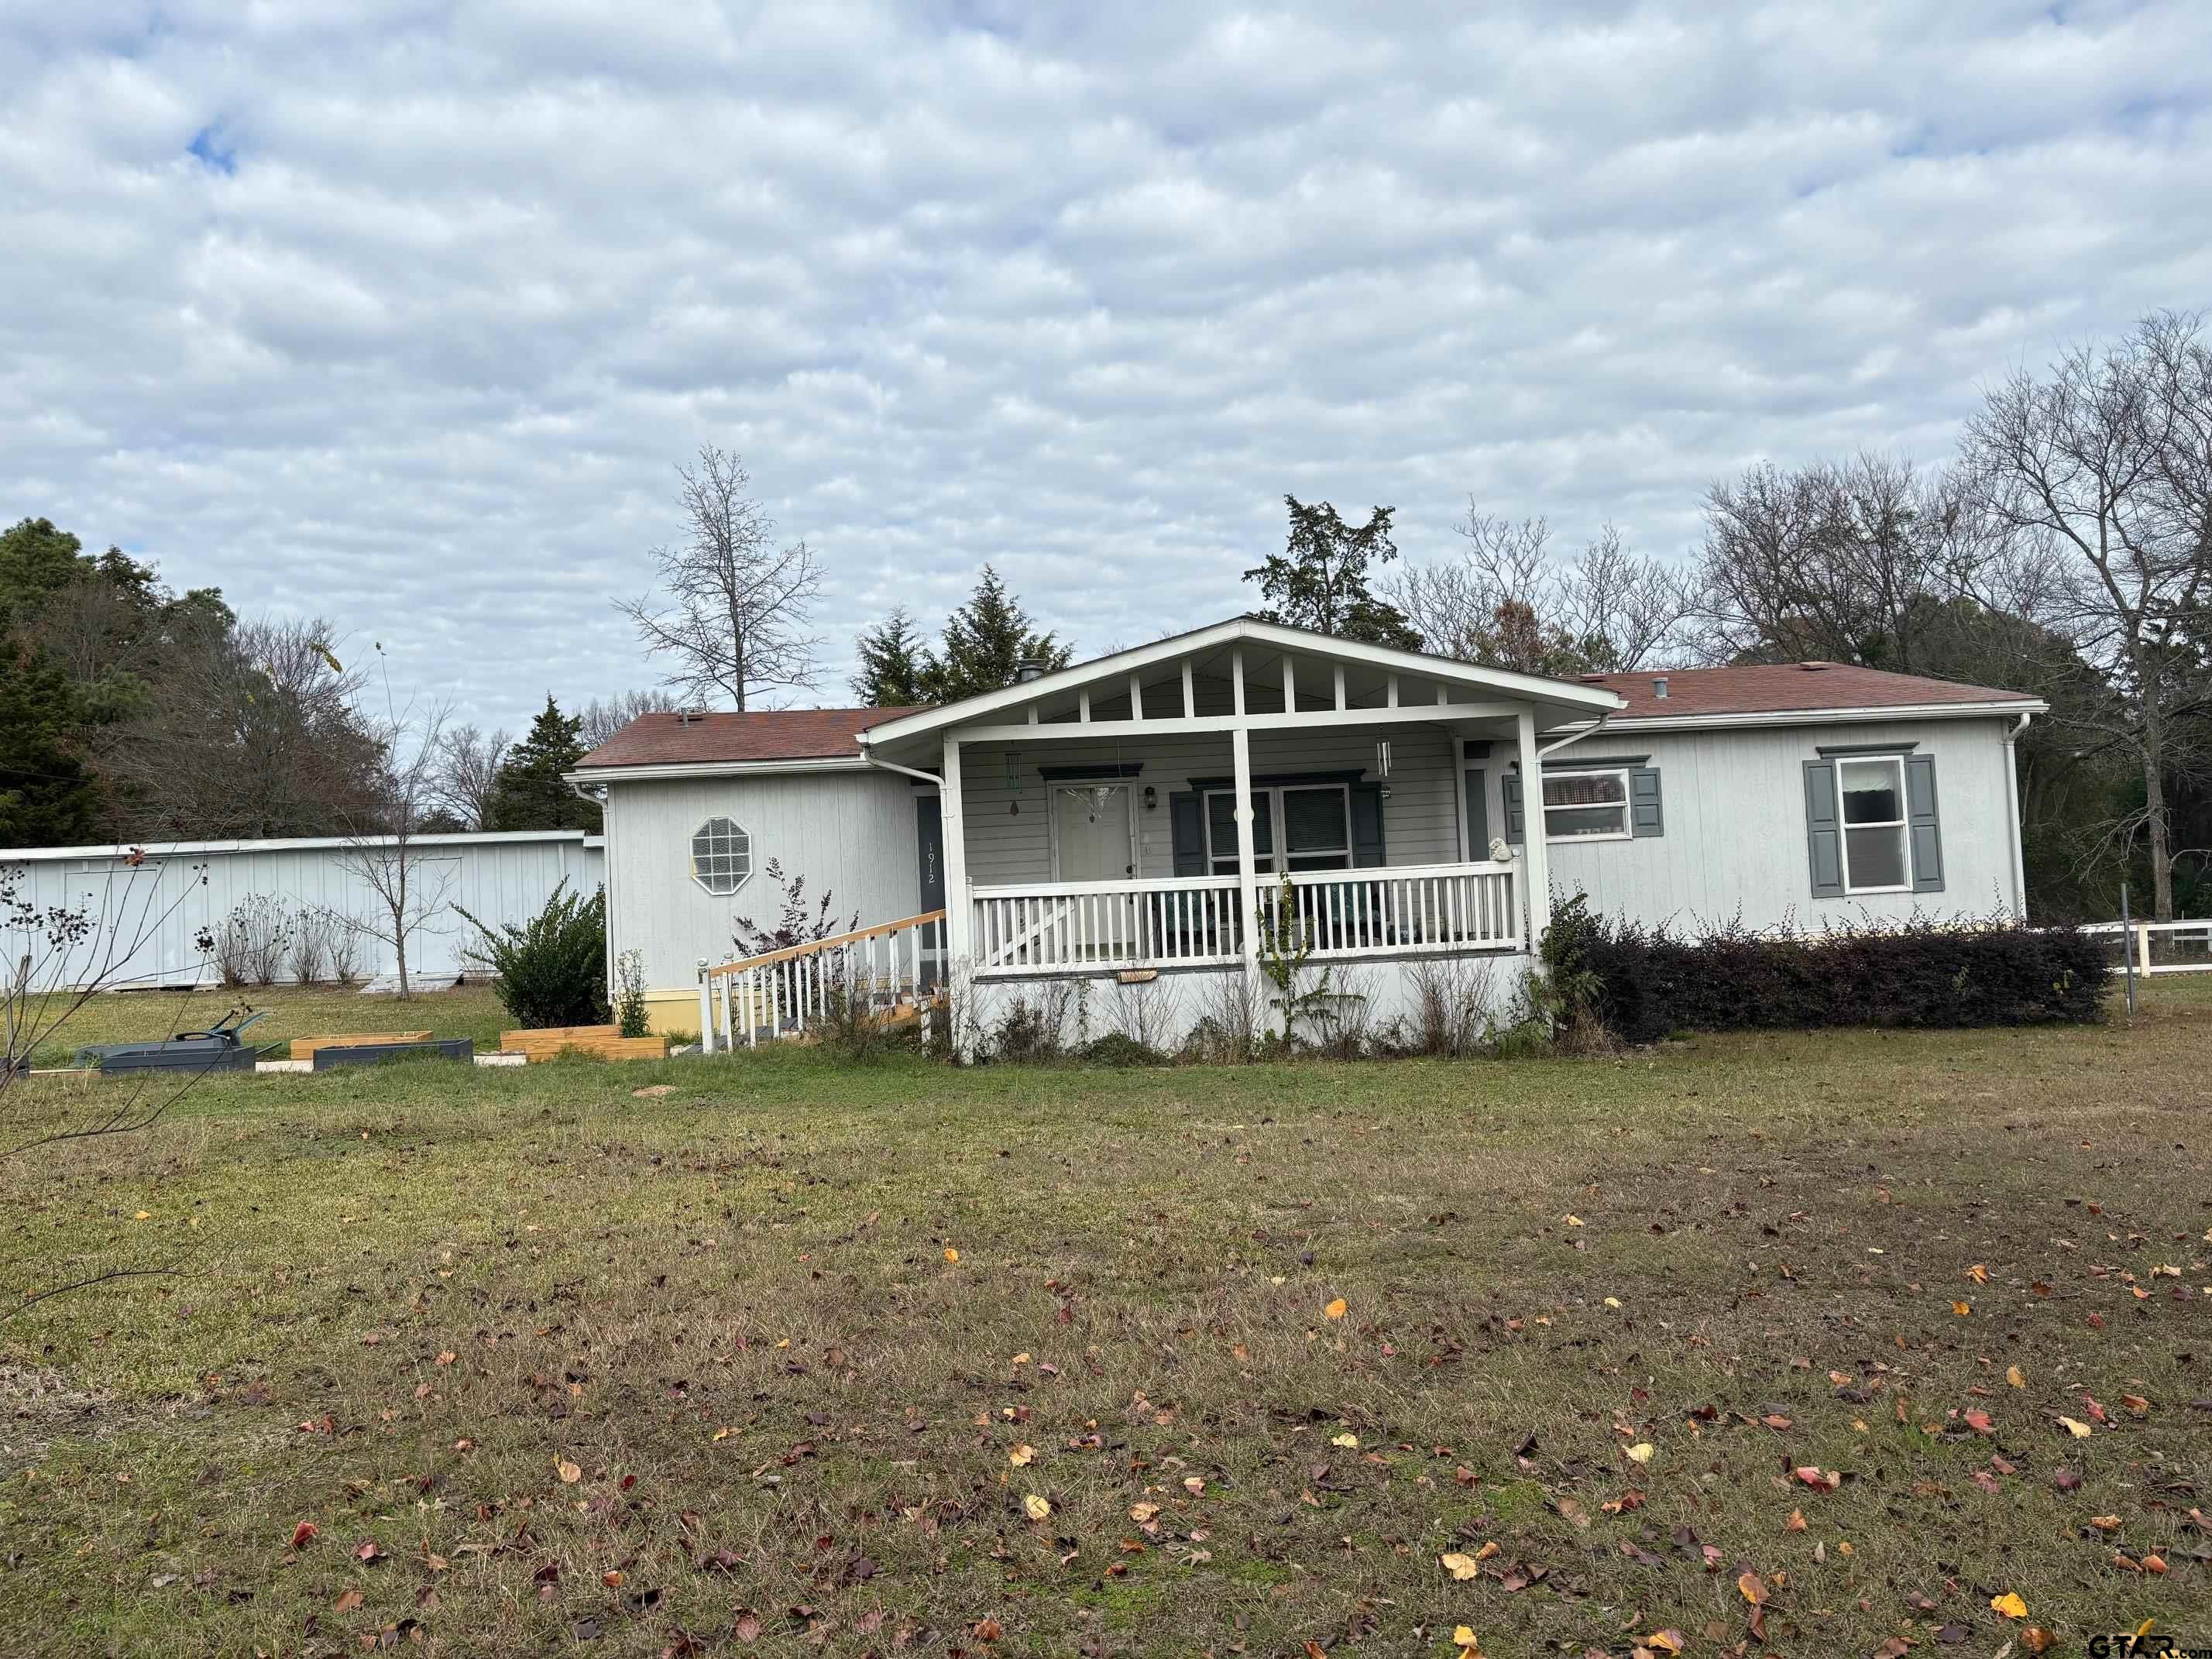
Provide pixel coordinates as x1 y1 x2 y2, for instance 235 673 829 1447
857 738 941 790
1550 699 2047 735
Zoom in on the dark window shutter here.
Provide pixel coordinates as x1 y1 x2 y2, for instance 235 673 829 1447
1349 784 1386 868
1169 791 1205 876
1905 752 1944 892
1629 767 1663 837
1462 768 1490 855
1802 759 1843 898
1502 772 1525 843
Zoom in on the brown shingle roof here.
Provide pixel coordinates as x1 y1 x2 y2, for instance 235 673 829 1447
1586 662 2035 721
576 707 926 769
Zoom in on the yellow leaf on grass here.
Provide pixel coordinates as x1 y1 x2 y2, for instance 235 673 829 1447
555 1460 582 1484
1736 1571 1767 1606
1331 1433 1360 1448
1441 1551 1482 1580
943 1248 960 1263
2058 1416 2093 1438
1008 1444 1035 1466
1453 1626 1482 1657
1129 1501 1160 1522
711 1426 735 1442
1324 1298 1348 1321
2007 1365 2026 1389
1966 1263 1990 1284
1952 1301 1973 1317
1626 1442 1655 1464
1022 1493 1050 1521
1991 1591 2028 1620
1646 1632 1684 1654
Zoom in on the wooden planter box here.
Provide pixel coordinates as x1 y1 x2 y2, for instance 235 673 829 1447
290 1032 431 1061
500 1024 667 1063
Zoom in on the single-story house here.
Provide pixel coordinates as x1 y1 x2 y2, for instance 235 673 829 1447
566 618 2045 1048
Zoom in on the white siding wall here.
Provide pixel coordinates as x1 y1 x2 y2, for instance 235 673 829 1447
604 769 922 991
1539 716 2022 931
3 833 603 990
956 721 1463 883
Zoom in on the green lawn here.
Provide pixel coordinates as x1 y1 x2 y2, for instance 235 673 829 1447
2 980 2210 1657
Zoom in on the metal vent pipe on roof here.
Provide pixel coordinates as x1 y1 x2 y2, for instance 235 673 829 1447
1015 661 1044 683
1652 676 1669 699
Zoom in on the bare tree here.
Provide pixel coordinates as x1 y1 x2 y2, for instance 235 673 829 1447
614 446 823 710
577 687 680 750
1960 311 2212 919
328 654 459 997
1392 501 1693 673
101 615 381 840
431 723 510 831
4 854 215 1311
1692 452 2003 671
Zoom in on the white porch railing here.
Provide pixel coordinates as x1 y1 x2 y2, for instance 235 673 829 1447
698 908 946 1050
970 860 1519 977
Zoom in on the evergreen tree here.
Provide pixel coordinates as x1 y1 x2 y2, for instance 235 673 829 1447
487 696 600 833
1244 496 1420 648
922 567 1073 702
0 641 101 845
851 606 933 706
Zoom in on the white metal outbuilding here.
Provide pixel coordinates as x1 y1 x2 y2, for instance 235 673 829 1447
2 830 603 991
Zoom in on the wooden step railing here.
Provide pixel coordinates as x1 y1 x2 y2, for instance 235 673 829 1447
697 909 947 1051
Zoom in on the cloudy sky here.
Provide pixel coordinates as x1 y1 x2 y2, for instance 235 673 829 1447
5 2 2207 732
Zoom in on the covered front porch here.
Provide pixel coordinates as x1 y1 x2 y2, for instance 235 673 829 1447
862 617 1625 984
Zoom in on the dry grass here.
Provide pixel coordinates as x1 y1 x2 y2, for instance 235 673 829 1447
25 981 510 1069
2 980 2209 1657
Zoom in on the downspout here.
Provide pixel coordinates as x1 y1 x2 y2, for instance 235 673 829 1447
859 740 946 967
1537 712 1612 763
2001 712 2032 922
568 778 616 1003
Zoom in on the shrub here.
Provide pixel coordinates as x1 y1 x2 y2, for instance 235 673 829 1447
215 895 293 987
1547 902 2108 1044
733 860 857 958
613 949 650 1039
1403 955 1497 1058
459 879 610 1030
1079 1031 1168 1067
289 906 342 986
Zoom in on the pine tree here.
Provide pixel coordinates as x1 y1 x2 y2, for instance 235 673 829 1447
923 567 1073 702
851 607 932 706
0 641 101 844
487 696 600 833
1244 496 1420 648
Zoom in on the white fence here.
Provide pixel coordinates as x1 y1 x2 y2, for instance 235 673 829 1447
970 860 1521 978
2076 919 2212 977
2 831 603 990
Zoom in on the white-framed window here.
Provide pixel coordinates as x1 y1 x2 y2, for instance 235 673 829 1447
689 816 752 895
1541 768 1631 842
1837 755 1908 893
1203 784 1351 875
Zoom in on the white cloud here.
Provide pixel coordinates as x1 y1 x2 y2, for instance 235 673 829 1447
2 0 2208 726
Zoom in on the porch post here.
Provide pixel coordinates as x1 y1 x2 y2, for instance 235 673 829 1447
1232 723 1260 984
940 732 970 987
1515 708 1551 953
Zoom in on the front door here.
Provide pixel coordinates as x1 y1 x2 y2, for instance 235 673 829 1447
1055 784 1134 881
1053 784 1135 958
